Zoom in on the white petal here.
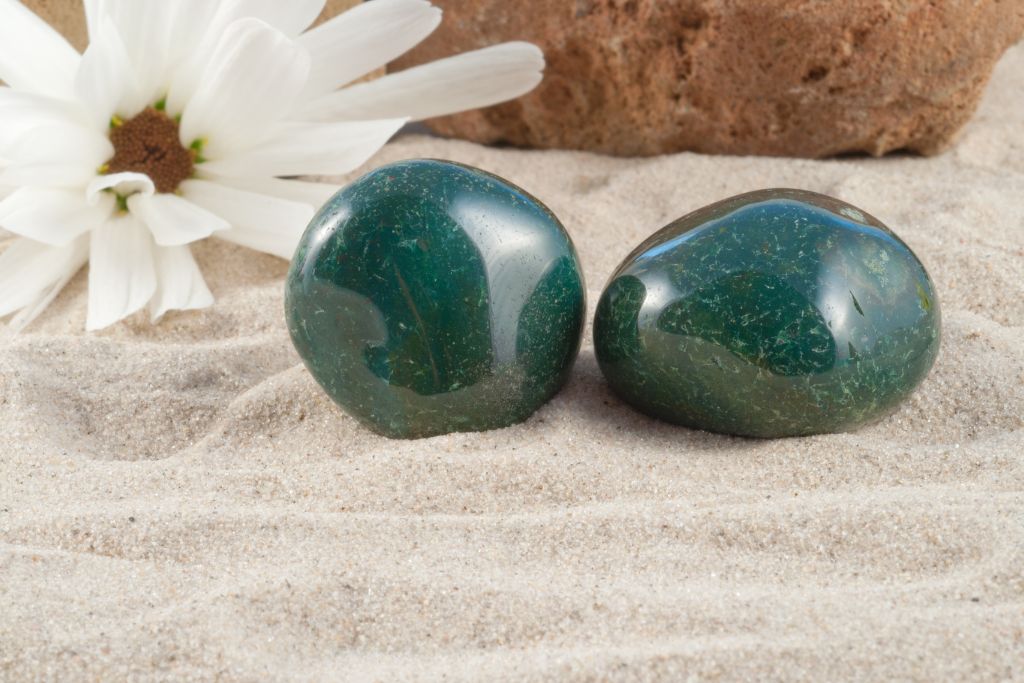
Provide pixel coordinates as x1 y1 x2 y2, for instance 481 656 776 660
0 0 80 98
83 0 103 40
149 244 214 321
0 236 87 320
205 175 339 208
179 18 312 157
180 179 313 259
200 118 406 178
97 0 224 108
166 2 322 116
0 166 95 190
148 0 223 115
87 214 157 330
85 172 154 206
301 42 544 122
163 0 222 64
0 88 90 153
90 0 177 107
128 192 230 246
7 236 89 333
299 0 440 99
75 17 144 125
221 0 326 37
0 186 115 246
0 124 113 189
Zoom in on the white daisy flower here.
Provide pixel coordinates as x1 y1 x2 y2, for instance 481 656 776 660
0 0 544 331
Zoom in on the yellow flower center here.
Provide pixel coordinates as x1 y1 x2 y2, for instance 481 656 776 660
103 107 196 194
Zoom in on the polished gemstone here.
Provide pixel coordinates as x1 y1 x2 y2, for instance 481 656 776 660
594 189 941 438
286 159 586 439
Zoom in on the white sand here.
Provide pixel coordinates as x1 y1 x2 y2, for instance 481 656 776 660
2 45 1022 682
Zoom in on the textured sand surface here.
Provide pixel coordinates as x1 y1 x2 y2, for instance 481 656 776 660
2 45 1022 683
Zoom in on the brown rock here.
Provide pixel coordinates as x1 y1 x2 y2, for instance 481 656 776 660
392 0 1024 157
21 0 362 53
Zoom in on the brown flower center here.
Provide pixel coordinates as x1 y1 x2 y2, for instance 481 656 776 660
104 107 195 194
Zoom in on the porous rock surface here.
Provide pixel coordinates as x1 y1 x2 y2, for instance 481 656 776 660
392 0 1024 157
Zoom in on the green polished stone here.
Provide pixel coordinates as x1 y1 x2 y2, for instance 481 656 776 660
594 189 941 438
285 159 586 439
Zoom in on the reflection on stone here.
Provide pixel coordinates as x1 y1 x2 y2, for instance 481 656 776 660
594 189 941 438
286 159 586 439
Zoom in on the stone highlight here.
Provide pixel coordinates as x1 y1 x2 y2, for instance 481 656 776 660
594 189 941 438
286 159 586 439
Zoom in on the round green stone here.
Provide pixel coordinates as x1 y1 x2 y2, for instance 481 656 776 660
594 189 941 438
285 159 586 439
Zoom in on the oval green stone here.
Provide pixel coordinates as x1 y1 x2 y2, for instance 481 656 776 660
594 189 941 438
286 159 586 439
